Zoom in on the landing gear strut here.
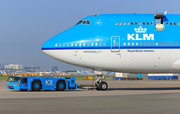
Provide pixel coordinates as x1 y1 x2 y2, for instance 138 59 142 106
95 75 108 91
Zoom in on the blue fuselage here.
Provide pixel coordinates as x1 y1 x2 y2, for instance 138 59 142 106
41 14 180 73
42 14 180 50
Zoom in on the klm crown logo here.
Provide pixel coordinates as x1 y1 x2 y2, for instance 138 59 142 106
134 26 147 33
127 26 154 41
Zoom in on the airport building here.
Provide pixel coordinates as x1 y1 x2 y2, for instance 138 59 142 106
4 64 23 70
62 70 77 75
24 66 40 72
52 65 58 71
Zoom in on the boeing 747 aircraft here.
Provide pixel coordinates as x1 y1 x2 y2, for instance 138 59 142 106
42 13 180 90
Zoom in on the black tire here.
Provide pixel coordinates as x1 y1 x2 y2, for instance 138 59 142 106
95 83 100 90
99 81 108 91
32 80 41 91
56 80 66 91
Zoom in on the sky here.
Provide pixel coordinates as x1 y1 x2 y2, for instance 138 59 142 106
0 0 179 70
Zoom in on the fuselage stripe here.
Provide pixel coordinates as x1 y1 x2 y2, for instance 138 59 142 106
42 46 180 50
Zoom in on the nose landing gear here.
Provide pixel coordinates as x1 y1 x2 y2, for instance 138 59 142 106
95 75 108 91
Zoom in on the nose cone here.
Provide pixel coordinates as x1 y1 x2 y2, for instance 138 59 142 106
41 34 60 50
41 40 50 50
41 28 73 58
41 26 84 52
41 41 52 57
41 25 91 61
41 33 61 56
41 30 73 63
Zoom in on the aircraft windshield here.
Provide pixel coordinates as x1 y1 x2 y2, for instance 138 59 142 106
7 77 20 82
76 20 90 25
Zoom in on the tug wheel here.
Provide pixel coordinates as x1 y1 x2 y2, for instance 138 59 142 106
32 80 41 91
56 80 66 91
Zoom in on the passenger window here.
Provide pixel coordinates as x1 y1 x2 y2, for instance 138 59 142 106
131 22 133 25
136 42 138 46
79 43 81 46
143 22 145 25
170 22 172 25
67 43 69 46
83 43 85 46
87 43 89 46
128 42 130 46
156 42 158 45
71 43 73 46
95 43 98 46
119 22 121 25
175 42 178 45
148 42 150 45
91 43 93 46
163 42 166 45
123 22 125 25
147 22 149 25
127 22 129 25
124 42 126 46
135 22 137 25
99 43 102 46
178 23 180 25
139 22 141 25
174 23 176 25
140 42 142 45
152 42 154 45
103 42 106 46
63 43 65 46
144 42 146 45
151 22 153 25
171 42 173 45
59 43 61 47
132 42 134 46
55 43 57 47
167 42 170 45
115 22 118 25
160 42 162 45
75 43 77 46
166 22 168 25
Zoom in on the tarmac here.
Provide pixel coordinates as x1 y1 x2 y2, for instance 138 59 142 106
1 80 180 114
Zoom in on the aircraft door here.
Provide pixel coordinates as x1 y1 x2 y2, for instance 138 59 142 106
111 36 120 52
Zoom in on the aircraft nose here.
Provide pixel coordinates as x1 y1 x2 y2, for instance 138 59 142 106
41 26 84 60
41 33 71 63
41 40 50 50
41 30 68 58
41 41 51 56
41 35 57 56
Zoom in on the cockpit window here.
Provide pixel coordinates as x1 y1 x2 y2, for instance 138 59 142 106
82 21 86 24
77 20 83 25
76 20 90 25
87 21 90 24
